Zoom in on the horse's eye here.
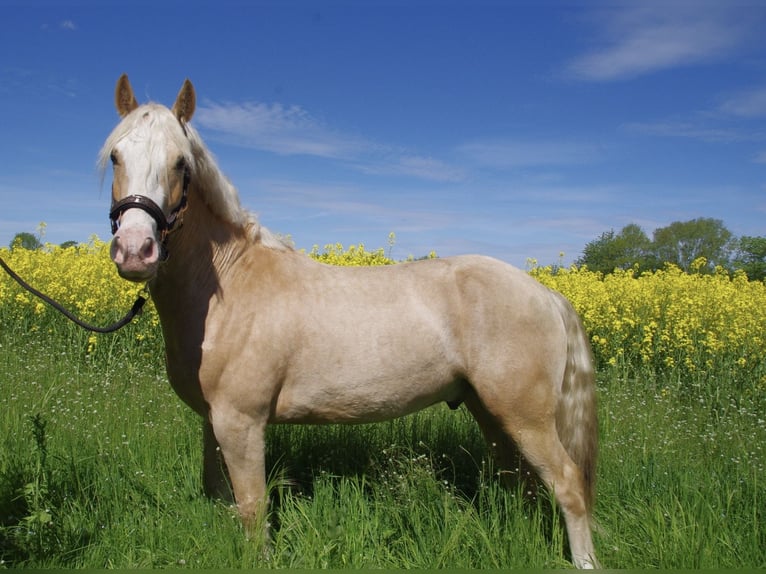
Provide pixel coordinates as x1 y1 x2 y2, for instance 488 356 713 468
175 157 187 171
110 152 119 166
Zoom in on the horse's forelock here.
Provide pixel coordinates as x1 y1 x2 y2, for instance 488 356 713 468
99 104 192 170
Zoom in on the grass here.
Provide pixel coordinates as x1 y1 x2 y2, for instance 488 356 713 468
0 319 764 568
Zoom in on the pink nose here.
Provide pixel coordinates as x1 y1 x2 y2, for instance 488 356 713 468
110 229 161 281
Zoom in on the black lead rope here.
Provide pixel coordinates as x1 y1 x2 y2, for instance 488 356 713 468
0 255 147 334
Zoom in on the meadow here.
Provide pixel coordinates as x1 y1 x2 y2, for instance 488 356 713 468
0 239 764 568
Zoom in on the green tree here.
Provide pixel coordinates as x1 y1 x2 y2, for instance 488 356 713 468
732 235 766 280
10 232 42 250
651 218 734 272
576 223 652 273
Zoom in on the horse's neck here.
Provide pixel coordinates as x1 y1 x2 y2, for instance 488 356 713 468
150 186 247 313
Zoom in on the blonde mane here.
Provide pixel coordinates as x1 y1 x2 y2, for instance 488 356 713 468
99 103 290 251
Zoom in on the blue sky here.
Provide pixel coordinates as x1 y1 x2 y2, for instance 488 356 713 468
1 1 765 267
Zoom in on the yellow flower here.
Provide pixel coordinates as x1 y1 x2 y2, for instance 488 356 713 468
3 233 766 385
87 334 98 355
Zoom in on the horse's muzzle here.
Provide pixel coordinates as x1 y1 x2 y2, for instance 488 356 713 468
110 227 161 282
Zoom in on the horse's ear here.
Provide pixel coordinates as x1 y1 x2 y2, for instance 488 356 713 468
115 74 139 117
172 79 196 123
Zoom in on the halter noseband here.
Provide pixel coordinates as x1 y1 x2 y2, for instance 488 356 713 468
109 167 190 252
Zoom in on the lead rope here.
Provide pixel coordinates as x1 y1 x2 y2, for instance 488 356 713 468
0 255 147 334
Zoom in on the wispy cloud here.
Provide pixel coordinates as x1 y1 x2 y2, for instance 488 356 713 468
196 101 366 159
458 138 602 169
196 100 464 182
622 84 766 147
624 120 766 144
720 86 766 118
565 3 756 81
60 20 77 31
251 178 462 233
355 154 466 182
623 121 753 144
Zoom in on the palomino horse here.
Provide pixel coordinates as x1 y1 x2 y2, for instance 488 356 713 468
103 75 599 568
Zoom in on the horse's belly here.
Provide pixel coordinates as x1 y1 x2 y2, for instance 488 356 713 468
269 300 467 423
270 370 464 424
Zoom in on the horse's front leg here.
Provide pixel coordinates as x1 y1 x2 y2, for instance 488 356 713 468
208 406 270 536
202 418 234 502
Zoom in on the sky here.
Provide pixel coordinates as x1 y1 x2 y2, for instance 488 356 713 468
1 0 765 267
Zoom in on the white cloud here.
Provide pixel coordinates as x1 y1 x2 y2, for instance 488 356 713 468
458 139 601 169
720 86 766 118
251 178 462 233
60 20 77 30
196 101 365 159
623 121 747 143
566 3 756 81
623 120 766 144
356 154 466 182
197 100 465 182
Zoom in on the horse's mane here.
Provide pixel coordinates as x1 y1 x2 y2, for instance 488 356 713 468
99 103 290 251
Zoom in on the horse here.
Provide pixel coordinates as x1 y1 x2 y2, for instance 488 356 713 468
102 74 600 568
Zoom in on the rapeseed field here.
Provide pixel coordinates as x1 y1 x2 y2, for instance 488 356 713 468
3 238 765 395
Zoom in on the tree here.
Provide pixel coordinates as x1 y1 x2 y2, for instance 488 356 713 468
651 218 734 272
10 232 42 250
576 223 652 273
733 235 766 280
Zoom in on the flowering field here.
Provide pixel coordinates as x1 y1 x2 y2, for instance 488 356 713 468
1 238 764 568
2 239 765 396
529 260 766 399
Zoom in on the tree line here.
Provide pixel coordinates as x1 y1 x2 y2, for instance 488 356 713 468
577 217 766 280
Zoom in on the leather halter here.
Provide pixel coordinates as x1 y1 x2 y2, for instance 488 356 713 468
109 166 190 254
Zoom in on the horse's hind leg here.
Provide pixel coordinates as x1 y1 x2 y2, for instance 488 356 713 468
513 423 598 568
464 392 537 492
466 392 598 569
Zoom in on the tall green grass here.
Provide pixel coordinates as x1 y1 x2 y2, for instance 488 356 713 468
1 316 764 568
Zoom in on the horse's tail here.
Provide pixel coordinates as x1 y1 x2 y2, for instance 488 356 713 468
550 290 598 514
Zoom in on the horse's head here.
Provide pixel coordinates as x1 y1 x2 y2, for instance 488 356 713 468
103 74 196 282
